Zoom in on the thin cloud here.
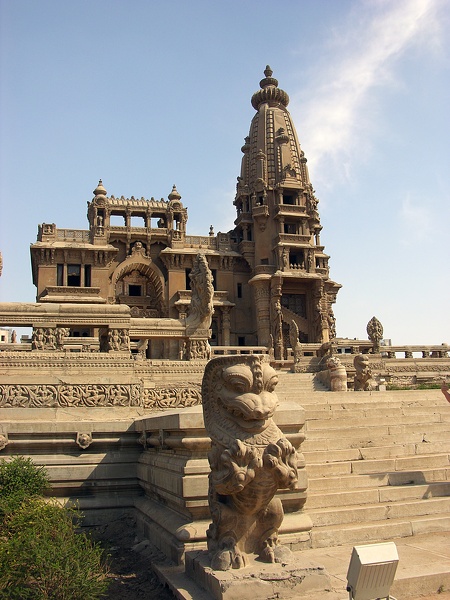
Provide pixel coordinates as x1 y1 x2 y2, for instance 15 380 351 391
399 194 433 244
290 0 444 185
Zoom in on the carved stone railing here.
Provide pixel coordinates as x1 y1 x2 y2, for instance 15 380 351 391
329 340 449 359
56 229 90 242
275 205 307 215
253 264 276 276
185 236 218 249
277 233 311 244
210 346 269 356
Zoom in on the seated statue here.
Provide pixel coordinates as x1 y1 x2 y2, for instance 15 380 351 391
353 354 375 391
202 354 299 570
327 356 347 391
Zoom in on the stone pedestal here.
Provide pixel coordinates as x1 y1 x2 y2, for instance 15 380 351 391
185 550 332 600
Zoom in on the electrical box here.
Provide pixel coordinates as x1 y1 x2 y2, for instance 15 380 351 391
346 542 399 600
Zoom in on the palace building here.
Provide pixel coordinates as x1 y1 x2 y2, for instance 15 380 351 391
29 67 341 359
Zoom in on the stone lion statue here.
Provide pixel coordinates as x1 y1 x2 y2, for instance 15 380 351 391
202 354 299 570
327 356 347 391
353 354 375 391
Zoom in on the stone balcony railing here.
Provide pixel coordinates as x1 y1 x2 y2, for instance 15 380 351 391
277 233 312 245
56 229 90 242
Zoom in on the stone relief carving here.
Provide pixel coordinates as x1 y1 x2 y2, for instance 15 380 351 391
367 316 383 353
185 339 211 360
32 327 70 350
0 382 202 410
76 432 93 450
202 355 299 570
142 384 201 409
353 354 375 391
107 329 130 351
0 384 141 408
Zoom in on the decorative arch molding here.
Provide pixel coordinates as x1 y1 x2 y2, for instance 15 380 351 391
110 253 166 314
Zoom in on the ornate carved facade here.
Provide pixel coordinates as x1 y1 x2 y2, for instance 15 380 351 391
25 67 340 358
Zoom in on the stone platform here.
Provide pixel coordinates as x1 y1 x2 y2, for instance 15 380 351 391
153 532 450 600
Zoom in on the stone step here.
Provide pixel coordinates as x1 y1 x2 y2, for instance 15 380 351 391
308 496 450 527
305 441 450 462
304 422 450 442
303 406 446 421
308 466 450 492
304 412 446 428
302 430 450 451
304 482 450 509
310 514 450 549
306 453 450 479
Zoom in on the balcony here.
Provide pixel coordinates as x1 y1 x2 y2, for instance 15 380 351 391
40 286 105 303
275 205 306 217
277 233 311 244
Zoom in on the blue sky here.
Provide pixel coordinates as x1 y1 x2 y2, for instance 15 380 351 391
0 0 449 345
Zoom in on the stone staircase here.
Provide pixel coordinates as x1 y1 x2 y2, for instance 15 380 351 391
276 371 450 549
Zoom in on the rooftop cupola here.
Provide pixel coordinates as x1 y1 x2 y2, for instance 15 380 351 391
168 184 181 202
93 179 107 198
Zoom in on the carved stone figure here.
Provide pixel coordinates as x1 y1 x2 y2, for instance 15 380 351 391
55 327 69 350
186 253 214 335
202 355 299 570
353 354 374 391
327 356 347 391
367 316 383 353
271 298 283 360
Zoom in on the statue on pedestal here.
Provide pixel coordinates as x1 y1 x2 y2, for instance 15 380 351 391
202 355 299 570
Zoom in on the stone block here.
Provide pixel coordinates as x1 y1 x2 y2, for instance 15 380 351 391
185 550 332 600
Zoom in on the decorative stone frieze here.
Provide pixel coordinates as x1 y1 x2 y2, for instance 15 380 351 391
142 384 201 409
0 381 202 410
0 384 141 408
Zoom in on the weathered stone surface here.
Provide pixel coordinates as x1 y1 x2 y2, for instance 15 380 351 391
202 354 305 570
185 550 331 600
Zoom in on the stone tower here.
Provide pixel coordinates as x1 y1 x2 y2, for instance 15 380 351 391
233 67 341 358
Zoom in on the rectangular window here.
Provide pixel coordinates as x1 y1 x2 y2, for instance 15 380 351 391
129 285 142 297
283 194 294 205
84 264 91 287
57 264 64 286
185 269 191 290
238 336 245 346
67 264 81 287
284 223 296 234
237 283 242 298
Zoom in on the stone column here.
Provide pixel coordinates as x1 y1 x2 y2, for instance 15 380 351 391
270 273 284 360
221 306 231 346
250 278 271 347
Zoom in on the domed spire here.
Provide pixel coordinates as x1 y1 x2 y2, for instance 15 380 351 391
93 179 107 197
168 184 181 202
251 66 289 110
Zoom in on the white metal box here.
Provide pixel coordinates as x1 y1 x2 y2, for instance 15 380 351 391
346 542 399 600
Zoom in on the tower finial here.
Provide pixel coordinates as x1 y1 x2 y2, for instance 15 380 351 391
251 67 289 110
93 179 107 197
